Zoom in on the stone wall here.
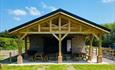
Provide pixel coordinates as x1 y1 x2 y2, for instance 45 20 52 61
72 35 85 53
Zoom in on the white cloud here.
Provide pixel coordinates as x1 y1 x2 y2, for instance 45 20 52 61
8 9 27 21
41 2 57 11
25 7 41 16
9 9 27 16
102 0 115 3
49 6 57 11
13 17 21 21
8 7 41 21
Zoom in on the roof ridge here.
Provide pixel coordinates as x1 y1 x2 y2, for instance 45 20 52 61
9 9 111 33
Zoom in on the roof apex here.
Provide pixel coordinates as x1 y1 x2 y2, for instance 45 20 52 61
9 8 111 33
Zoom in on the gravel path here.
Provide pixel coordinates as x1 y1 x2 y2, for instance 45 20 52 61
67 65 76 70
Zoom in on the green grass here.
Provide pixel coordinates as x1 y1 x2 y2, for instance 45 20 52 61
1 64 115 70
73 64 115 70
1 65 39 70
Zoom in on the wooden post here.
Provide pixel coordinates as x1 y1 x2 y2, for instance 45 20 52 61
0 64 2 69
68 19 71 32
59 17 61 31
17 38 23 64
88 35 94 61
27 36 30 50
17 34 27 64
25 37 27 53
58 34 62 63
50 20 52 32
52 33 68 63
97 35 102 63
9 52 12 63
38 24 41 32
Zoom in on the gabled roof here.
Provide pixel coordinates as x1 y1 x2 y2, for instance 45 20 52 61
9 9 110 33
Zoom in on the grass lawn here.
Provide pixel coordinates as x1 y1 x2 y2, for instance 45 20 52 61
73 64 115 70
1 65 39 70
1 64 115 70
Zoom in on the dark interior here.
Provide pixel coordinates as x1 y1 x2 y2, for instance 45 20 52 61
43 37 70 54
29 34 72 56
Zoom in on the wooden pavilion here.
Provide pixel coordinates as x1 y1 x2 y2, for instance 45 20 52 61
9 9 110 64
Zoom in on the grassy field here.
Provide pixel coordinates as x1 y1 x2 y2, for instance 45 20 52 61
73 64 115 70
1 64 115 70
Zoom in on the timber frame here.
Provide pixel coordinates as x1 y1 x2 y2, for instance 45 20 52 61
9 9 110 64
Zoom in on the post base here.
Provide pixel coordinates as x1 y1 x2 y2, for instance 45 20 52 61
97 55 102 63
17 55 23 64
58 56 62 63
0 64 3 69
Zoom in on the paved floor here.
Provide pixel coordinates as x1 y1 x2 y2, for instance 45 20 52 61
4 49 115 65
90 48 115 64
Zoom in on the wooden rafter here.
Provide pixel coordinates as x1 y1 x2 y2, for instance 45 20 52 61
49 20 52 32
38 24 41 32
52 24 58 27
80 25 82 32
93 33 99 40
21 32 93 34
61 32 68 40
20 33 27 40
59 17 61 31
68 19 71 32
52 33 59 40
62 24 68 27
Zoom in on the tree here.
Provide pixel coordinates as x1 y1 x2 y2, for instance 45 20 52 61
0 30 16 38
102 22 115 47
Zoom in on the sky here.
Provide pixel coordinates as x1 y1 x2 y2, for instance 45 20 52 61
0 0 115 32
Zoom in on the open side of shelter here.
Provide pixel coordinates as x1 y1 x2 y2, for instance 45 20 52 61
8 9 110 64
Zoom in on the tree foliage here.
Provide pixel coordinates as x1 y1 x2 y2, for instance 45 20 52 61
0 30 16 38
102 22 115 47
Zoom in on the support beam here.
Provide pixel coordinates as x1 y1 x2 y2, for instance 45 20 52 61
26 36 30 50
25 37 27 53
58 34 62 63
97 35 103 63
93 33 99 40
52 33 59 41
52 24 58 27
16 33 28 64
17 38 23 64
20 33 27 40
61 33 68 40
49 20 52 32
38 24 41 32
0 64 2 69
68 20 71 32
21 32 93 34
59 17 61 31
80 25 82 32
62 24 68 27
88 35 94 61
